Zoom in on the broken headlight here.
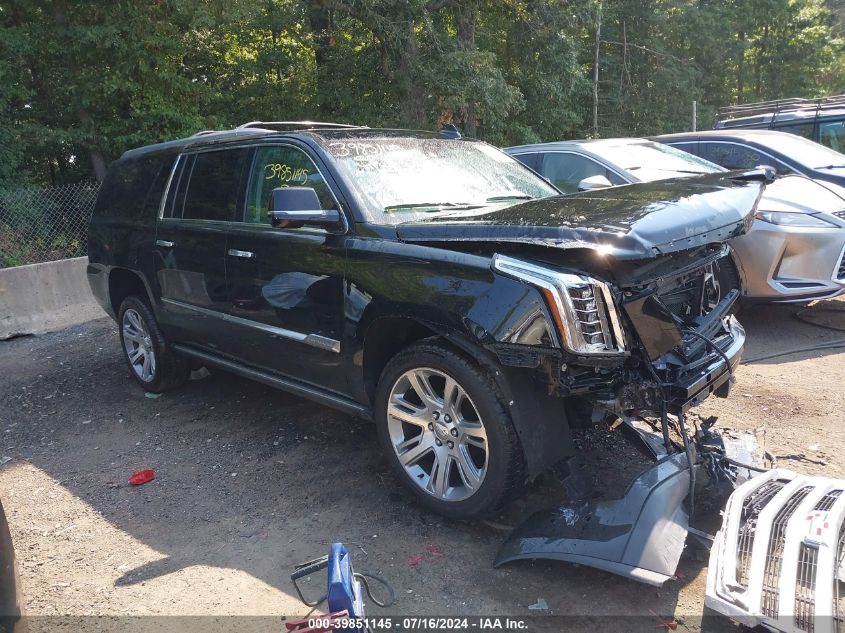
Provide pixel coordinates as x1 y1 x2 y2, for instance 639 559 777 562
492 254 626 354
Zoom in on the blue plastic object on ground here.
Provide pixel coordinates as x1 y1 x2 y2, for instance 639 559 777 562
326 543 364 624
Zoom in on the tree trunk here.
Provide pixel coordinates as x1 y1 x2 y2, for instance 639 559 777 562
592 1 602 137
396 21 427 128
309 0 336 117
457 1 479 136
737 30 745 99
52 0 107 182
76 108 107 182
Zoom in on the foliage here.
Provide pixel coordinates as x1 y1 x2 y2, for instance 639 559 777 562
0 0 843 187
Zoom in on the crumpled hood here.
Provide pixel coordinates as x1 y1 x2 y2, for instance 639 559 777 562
395 172 768 259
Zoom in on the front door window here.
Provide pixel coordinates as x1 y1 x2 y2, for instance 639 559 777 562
245 146 336 224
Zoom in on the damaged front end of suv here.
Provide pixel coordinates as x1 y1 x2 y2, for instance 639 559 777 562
396 169 772 584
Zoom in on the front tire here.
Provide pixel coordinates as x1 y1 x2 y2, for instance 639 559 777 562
374 341 524 520
118 296 189 393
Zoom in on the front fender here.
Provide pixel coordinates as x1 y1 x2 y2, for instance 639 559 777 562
344 239 574 477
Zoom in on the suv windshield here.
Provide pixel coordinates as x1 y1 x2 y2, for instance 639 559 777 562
322 137 559 224
595 140 724 181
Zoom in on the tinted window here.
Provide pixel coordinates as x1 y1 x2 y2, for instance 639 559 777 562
245 145 335 224
819 120 845 152
539 153 625 193
181 149 249 221
511 153 540 171
95 155 174 220
775 122 814 139
699 142 790 174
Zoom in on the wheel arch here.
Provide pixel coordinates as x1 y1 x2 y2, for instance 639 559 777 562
108 267 154 317
361 315 576 479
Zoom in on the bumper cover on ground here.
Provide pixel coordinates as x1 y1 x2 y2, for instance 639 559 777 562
495 452 693 586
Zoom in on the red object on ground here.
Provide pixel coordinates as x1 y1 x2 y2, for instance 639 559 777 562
128 469 155 485
286 609 350 632
406 554 424 567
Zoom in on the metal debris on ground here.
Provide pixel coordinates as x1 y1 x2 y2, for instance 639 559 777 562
527 598 548 611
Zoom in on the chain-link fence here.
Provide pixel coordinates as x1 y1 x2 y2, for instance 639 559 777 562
0 181 100 268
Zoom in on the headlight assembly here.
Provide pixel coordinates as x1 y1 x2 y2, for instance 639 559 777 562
755 211 839 228
492 254 626 354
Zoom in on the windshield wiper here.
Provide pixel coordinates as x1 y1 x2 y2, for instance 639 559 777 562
815 164 845 169
485 194 534 202
385 202 484 213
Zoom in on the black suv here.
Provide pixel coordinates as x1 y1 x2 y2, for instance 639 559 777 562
88 122 764 519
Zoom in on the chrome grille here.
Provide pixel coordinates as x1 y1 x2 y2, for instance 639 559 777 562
816 490 843 511
795 543 819 632
837 249 845 281
736 479 787 587
761 486 814 617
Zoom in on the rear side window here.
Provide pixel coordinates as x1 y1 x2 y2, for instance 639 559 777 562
699 142 790 174
179 148 249 221
94 155 174 221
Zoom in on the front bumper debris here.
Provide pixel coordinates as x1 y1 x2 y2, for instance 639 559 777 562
495 417 766 587
706 469 845 633
495 452 694 586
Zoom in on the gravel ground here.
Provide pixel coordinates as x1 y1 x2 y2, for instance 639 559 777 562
1 297 843 632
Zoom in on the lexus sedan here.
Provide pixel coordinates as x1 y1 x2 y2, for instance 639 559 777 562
507 138 845 302
652 129 845 192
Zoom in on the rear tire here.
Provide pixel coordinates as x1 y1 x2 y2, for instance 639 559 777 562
374 341 524 520
118 296 188 393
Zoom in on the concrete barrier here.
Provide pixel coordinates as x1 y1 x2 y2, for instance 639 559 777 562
0 257 105 340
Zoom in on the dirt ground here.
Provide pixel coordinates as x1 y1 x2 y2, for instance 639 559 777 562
1 297 844 632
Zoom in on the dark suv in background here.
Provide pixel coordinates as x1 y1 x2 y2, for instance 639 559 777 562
88 122 767 519
714 94 845 151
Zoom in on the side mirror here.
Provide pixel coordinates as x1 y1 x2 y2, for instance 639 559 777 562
268 187 342 227
577 175 613 191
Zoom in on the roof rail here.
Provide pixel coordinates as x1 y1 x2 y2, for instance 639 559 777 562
190 130 221 137
717 94 845 121
236 121 366 131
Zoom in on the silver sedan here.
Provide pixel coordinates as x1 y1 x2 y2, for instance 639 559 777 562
506 138 845 302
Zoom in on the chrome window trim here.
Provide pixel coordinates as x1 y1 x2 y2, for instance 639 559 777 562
157 155 182 220
161 298 341 353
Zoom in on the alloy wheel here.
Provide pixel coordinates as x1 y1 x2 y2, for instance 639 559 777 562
122 308 156 383
386 367 488 502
